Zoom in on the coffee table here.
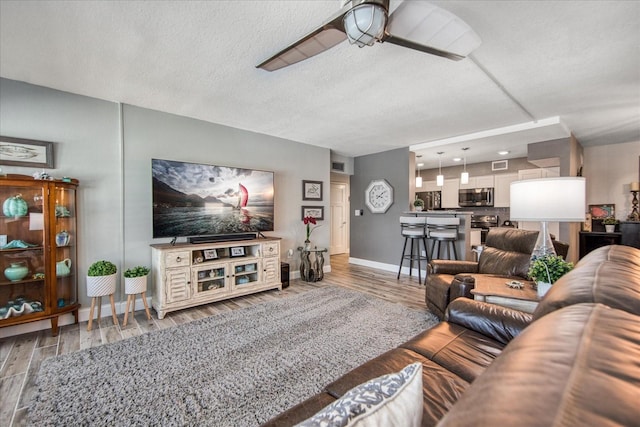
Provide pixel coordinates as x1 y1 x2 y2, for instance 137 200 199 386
470 275 539 313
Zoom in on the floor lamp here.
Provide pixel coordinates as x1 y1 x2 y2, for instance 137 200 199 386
510 177 585 259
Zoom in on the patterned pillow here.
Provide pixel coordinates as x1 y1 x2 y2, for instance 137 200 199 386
295 362 423 427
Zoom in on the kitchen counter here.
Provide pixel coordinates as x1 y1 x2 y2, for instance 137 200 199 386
402 210 473 261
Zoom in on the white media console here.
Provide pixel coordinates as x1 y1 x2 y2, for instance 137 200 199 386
150 238 281 319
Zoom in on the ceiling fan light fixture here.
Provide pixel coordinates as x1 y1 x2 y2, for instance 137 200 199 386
343 4 387 47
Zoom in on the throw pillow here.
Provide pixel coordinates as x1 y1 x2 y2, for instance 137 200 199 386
295 362 423 427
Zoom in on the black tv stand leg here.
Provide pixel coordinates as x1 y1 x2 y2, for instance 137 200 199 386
170 237 177 246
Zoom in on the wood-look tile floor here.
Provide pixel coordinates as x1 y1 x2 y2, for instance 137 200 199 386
0 254 427 426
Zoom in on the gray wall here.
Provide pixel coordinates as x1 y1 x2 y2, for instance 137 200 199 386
0 78 330 325
350 147 409 266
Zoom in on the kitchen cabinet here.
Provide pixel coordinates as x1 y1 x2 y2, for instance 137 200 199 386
517 167 559 180
441 178 460 209
459 175 495 190
421 180 440 192
494 173 519 207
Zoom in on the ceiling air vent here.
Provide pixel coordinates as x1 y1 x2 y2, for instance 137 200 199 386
492 160 508 171
332 162 345 172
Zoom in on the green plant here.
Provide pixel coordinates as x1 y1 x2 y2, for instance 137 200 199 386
413 198 425 207
124 266 150 278
528 255 573 284
602 217 619 225
88 260 117 277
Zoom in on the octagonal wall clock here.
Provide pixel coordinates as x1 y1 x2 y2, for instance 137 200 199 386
365 179 394 214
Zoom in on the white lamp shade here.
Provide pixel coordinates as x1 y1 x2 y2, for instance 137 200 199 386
510 177 586 221
436 174 444 187
343 4 387 47
415 176 423 188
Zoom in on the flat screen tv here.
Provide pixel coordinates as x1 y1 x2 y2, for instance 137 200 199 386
152 159 274 239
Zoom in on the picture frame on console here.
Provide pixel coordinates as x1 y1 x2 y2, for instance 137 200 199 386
301 206 324 221
203 249 218 260
302 180 323 201
230 246 245 257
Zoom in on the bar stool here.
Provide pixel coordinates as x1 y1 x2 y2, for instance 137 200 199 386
397 216 429 283
426 217 460 260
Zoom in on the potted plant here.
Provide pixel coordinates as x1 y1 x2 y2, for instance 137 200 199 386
413 197 425 212
86 260 118 297
302 216 321 250
602 217 619 233
123 266 150 295
528 255 574 297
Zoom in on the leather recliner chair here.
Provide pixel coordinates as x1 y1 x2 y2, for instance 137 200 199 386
426 227 569 319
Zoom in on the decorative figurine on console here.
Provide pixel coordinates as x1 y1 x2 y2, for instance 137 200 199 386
628 182 639 221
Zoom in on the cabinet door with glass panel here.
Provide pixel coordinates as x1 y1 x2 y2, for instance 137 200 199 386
231 259 262 290
0 175 79 336
193 262 229 297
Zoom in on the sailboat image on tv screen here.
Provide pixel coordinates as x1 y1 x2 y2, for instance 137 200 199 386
236 183 248 209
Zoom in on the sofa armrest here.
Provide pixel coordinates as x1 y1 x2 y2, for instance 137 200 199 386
444 298 532 345
428 260 479 275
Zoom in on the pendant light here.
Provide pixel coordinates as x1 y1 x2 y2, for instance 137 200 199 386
415 155 423 188
460 148 469 185
436 152 444 187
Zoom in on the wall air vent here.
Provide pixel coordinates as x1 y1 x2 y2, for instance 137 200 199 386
332 162 345 172
492 160 508 171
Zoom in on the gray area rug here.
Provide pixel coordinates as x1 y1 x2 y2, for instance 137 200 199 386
29 286 438 426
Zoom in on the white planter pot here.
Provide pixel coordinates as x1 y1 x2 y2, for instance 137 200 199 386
605 224 616 233
537 281 552 298
86 273 117 297
125 275 148 295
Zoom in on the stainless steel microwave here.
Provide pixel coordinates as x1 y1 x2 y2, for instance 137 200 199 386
459 188 494 207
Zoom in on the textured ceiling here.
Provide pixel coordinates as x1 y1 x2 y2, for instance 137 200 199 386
1 1 638 166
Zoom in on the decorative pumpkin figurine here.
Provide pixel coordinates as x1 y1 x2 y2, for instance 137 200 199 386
3 194 28 217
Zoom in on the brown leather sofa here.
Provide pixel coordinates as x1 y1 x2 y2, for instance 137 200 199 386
426 227 569 319
262 245 640 427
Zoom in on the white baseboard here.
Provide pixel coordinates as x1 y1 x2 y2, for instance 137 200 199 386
348 257 425 278
0 296 153 339
1 264 337 338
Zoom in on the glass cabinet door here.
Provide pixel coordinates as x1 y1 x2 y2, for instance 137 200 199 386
53 184 77 311
232 260 261 288
194 263 229 296
0 184 47 321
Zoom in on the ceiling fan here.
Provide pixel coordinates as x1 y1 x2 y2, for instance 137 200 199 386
256 0 481 72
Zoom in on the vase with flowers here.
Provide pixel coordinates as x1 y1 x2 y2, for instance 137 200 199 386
303 216 321 250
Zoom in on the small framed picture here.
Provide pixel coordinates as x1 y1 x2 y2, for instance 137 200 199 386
302 180 323 201
230 246 245 257
203 249 218 260
301 206 324 221
0 136 55 168
589 204 615 219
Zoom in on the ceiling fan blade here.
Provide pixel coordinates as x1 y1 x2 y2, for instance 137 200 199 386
384 0 481 60
256 7 350 72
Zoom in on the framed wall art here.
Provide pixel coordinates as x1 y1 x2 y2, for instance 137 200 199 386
302 180 323 201
589 204 615 219
301 206 324 221
0 136 54 168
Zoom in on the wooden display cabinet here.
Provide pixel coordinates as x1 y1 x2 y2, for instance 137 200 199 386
0 174 79 336
151 238 281 319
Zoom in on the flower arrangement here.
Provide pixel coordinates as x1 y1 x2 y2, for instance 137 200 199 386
413 198 424 208
528 255 573 284
602 217 619 225
303 216 321 242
